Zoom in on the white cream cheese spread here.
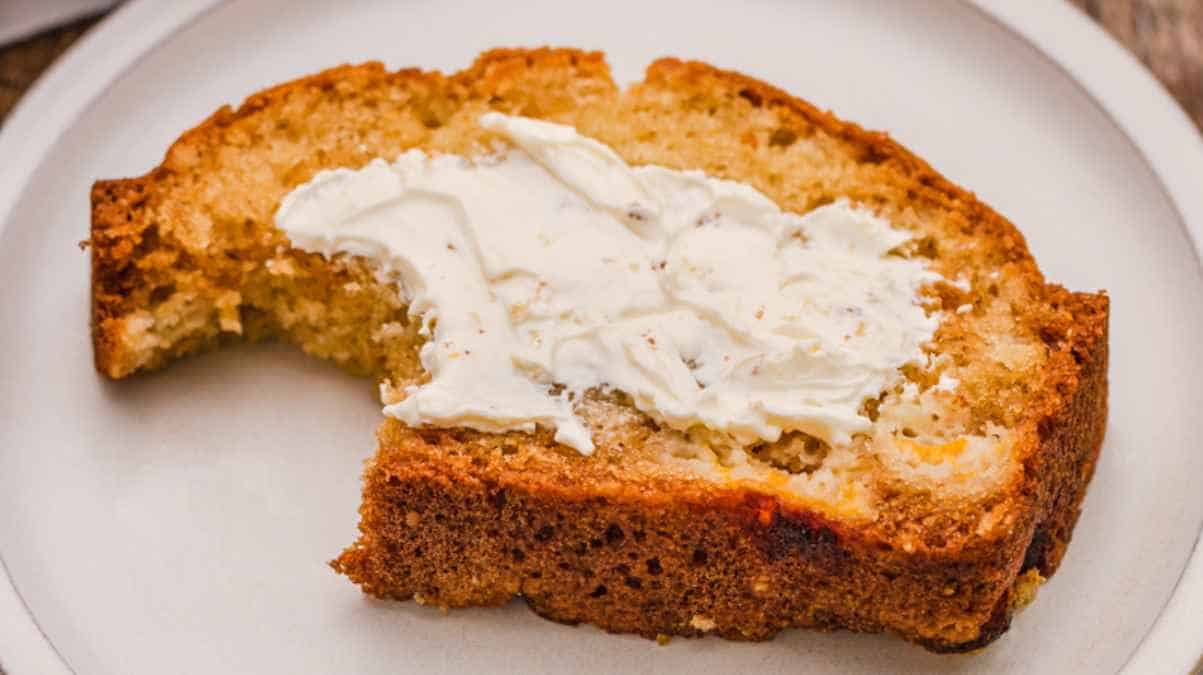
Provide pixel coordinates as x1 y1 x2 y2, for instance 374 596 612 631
275 113 942 454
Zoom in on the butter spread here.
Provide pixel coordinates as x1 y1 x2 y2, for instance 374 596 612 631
275 113 942 454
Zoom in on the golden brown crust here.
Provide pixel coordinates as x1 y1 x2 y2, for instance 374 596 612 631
333 420 1006 646
89 47 1110 651
333 289 1105 650
919 289 1109 652
639 56 1039 273
91 49 616 380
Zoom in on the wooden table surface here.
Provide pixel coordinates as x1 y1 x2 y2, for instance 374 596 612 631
1 1 1202 130
0 4 1200 675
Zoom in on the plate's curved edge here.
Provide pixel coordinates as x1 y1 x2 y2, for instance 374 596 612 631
0 1 225 673
0 557 72 675
0 1 1201 673
969 2 1203 673
970 0 1203 263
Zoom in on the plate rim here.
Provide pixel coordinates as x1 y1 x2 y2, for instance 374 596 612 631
970 3 1203 673
0 0 1200 672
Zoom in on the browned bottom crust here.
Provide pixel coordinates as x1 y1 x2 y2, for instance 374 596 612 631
333 310 1105 653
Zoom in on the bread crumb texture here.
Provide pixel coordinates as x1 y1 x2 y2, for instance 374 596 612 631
91 48 1108 651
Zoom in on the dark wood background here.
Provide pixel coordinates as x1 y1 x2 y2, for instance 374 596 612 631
0 3 1200 675
1 1 1202 130
1070 0 1202 130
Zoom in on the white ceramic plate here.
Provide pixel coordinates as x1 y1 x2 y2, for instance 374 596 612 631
2 1 1202 673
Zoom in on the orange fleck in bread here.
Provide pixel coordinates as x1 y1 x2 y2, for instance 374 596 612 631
89 48 1108 652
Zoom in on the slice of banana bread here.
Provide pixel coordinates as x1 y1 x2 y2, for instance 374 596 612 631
90 48 1108 652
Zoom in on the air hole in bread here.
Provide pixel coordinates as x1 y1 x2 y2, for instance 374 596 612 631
748 432 830 475
769 128 798 148
738 88 763 107
149 284 176 304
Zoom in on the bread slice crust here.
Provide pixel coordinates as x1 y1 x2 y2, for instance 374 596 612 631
89 48 1109 651
332 289 1105 651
